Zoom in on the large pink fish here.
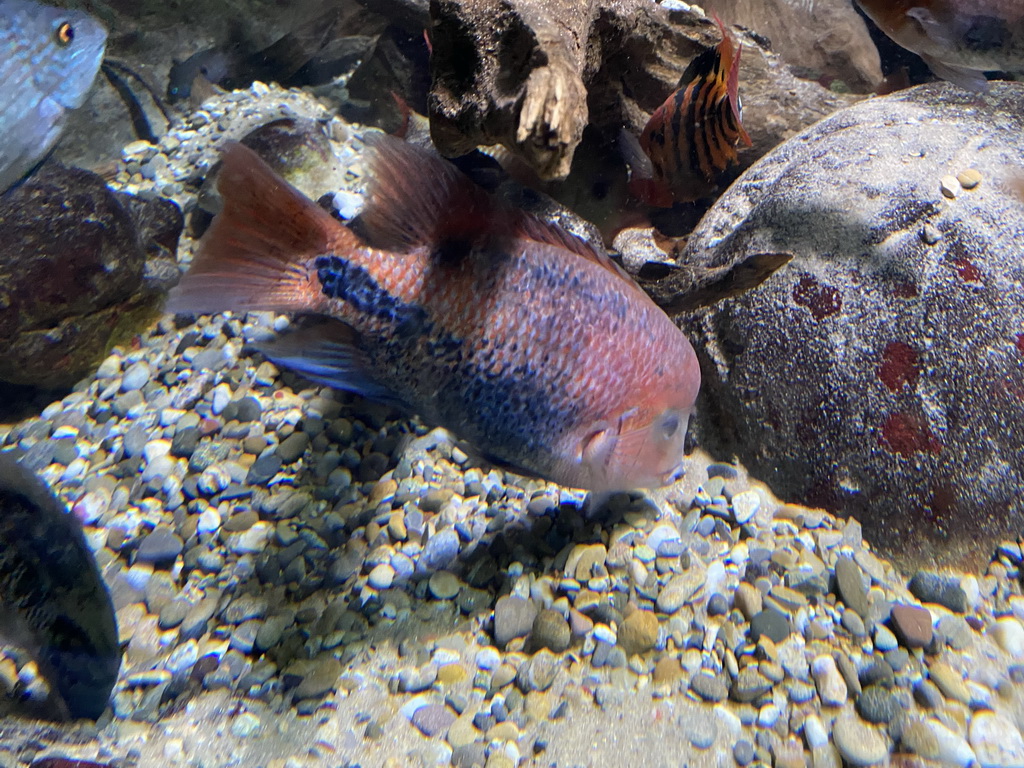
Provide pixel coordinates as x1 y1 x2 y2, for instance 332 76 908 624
166 135 701 492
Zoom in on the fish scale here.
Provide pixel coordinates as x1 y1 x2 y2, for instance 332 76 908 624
0 0 106 193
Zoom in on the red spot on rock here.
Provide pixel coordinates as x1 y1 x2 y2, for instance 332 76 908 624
879 412 941 456
1016 334 1024 355
878 341 919 392
951 257 982 283
892 281 919 299
792 276 842 321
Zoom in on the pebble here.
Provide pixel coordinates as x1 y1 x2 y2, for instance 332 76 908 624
531 610 570 653
832 715 888 766
229 712 261 738
735 583 763 620
969 710 1024 767
924 718 976 767
749 608 790 643
890 603 933 648
690 672 728 703
811 654 848 707
992 616 1024 657
476 647 501 671
411 703 456 738
731 490 760 524
909 571 968 613
493 596 537 647
135 526 184 567
835 556 869 618
291 657 341 701
957 168 982 189
121 361 152 391
618 610 658 656
803 714 828 750
516 650 558 692
429 571 461 600
368 563 396 590
657 568 704 613
856 685 900 724
928 660 969 704
733 739 754 766
940 175 959 199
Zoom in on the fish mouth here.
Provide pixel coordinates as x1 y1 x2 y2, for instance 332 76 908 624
661 462 686 486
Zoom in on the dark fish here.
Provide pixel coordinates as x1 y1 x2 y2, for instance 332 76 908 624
167 7 375 104
856 0 1024 90
621 17 751 207
167 46 241 104
167 136 701 492
0 452 120 720
0 0 107 193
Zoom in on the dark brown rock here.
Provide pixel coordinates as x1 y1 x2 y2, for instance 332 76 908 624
0 163 180 389
890 603 933 649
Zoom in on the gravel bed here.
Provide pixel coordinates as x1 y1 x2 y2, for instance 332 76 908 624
1 83 1023 768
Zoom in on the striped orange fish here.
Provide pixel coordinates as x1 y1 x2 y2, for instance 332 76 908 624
622 17 752 207
167 135 701 492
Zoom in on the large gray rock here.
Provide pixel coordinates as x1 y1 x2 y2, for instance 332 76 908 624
679 82 1024 572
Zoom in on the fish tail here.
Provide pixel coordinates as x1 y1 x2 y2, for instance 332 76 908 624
358 132 496 250
166 142 355 316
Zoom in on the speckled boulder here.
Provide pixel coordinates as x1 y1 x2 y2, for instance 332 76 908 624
680 82 1024 572
0 163 181 389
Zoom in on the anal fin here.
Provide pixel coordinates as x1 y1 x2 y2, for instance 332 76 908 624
258 321 408 409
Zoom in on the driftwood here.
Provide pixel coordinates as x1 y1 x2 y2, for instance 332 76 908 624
424 0 855 181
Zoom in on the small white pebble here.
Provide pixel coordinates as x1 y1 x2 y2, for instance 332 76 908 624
940 175 959 199
163 738 185 762
332 189 363 220
957 168 982 189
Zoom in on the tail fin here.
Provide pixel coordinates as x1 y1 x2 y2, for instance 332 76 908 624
166 142 356 315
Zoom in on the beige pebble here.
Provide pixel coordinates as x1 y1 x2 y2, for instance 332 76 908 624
957 168 982 189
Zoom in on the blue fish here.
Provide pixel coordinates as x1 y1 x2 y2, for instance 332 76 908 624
0 0 107 193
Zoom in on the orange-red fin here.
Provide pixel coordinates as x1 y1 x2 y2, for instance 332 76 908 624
726 35 752 147
358 132 495 251
259 322 408 408
390 91 411 139
166 142 354 316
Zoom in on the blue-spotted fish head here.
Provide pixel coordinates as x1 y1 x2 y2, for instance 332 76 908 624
11 0 108 110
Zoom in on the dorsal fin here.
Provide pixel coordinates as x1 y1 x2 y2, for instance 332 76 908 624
359 133 645 292
358 132 496 251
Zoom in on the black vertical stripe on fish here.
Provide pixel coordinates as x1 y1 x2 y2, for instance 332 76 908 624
669 85 687 179
684 80 702 186
315 254 426 334
691 78 717 180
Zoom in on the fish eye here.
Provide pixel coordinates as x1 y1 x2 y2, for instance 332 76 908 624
55 21 75 46
660 412 681 439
